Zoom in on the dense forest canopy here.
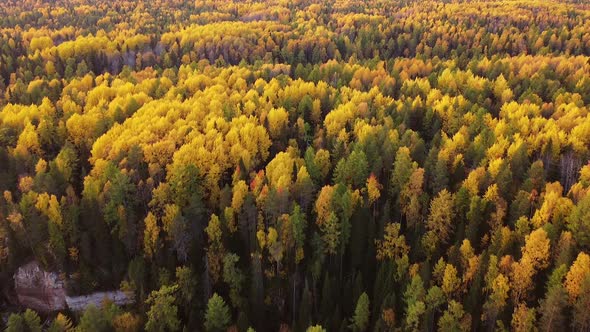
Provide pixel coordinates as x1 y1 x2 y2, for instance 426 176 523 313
1 0 590 331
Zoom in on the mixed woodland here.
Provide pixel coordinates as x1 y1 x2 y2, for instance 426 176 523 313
1 0 590 331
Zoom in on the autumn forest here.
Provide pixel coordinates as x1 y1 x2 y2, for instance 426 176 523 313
1 0 590 331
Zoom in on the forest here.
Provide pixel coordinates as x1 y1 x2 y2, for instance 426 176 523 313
1 0 590 331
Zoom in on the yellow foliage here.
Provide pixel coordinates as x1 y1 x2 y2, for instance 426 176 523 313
565 252 590 302
366 174 382 206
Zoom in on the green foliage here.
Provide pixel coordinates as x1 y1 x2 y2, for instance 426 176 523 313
47 314 74 332
176 266 197 305
223 253 245 307
334 148 369 189
1 1 590 331
572 275 590 332
78 303 121 332
321 212 340 255
5 313 26 332
306 325 327 332
567 194 590 249
350 292 370 331
204 293 231 332
438 301 470 332
145 285 180 332
5 309 41 332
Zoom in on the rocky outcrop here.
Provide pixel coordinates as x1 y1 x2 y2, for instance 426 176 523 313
13 261 66 313
66 291 134 311
13 261 134 313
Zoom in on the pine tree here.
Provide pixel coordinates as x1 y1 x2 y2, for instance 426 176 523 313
5 313 25 332
204 293 231 332
321 212 340 255
350 292 370 331
572 275 590 332
145 285 180 332
47 313 74 332
404 275 426 331
223 253 245 308
437 301 470 332
6 309 41 332
78 304 117 332
390 147 416 205
567 194 590 249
